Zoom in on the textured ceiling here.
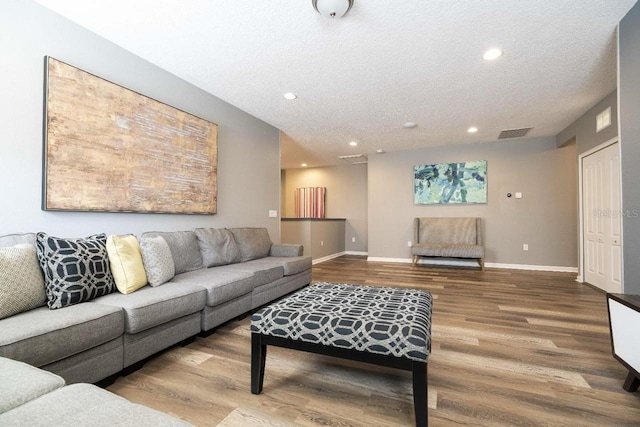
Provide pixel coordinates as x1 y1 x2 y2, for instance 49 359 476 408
36 0 637 169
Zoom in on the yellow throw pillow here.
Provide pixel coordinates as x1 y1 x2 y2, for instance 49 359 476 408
106 234 148 294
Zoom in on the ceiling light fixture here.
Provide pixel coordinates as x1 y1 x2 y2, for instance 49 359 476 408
349 141 358 146
376 149 385 154
301 163 308 167
467 127 478 133
283 92 297 100
483 48 502 61
312 0 354 18
403 122 417 128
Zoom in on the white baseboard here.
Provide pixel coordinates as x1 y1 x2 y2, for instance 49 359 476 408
366 256 578 273
312 252 346 265
486 262 578 273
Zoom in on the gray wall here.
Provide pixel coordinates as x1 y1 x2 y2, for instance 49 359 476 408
282 164 368 253
0 1 281 240
282 220 345 260
368 137 578 267
556 90 618 154
620 2 640 294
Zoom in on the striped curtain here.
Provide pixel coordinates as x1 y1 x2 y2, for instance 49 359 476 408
294 187 325 218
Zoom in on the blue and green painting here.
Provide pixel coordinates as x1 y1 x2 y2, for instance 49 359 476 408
414 160 487 204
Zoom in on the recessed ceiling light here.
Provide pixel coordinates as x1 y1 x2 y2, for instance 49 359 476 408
349 141 358 147
376 149 385 154
283 92 297 100
483 48 502 61
468 127 478 133
403 122 417 128
301 163 307 167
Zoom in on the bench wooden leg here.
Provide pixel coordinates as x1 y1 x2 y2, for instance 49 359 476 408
479 258 485 271
412 361 428 427
251 333 267 394
412 255 418 266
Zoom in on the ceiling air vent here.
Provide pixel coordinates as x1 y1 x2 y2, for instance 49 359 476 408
338 154 367 164
498 127 532 139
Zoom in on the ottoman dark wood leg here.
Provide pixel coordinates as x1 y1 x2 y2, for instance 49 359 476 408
623 371 640 392
412 361 428 427
251 333 267 394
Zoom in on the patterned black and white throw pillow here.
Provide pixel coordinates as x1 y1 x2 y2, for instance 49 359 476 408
36 232 115 309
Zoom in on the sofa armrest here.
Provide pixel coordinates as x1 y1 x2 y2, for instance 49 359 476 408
270 244 303 257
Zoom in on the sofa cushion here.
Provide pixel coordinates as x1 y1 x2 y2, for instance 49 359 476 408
94 283 206 334
245 256 312 276
171 268 257 306
269 243 304 257
139 236 175 287
229 228 272 262
106 235 148 295
212 262 284 286
412 243 485 259
418 217 477 245
194 228 241 267
142 231 203 274
0 357 65 414
0 245 46 320
35 233 116 309
0 303 124 367
0 233 35 247
0 383 193 426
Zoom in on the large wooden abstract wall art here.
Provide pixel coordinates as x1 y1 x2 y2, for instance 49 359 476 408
43 57 218 214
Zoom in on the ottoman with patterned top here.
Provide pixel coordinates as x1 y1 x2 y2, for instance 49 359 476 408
250 282 432 427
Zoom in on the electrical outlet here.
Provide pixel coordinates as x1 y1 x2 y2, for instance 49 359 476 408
268 210 278 218
523 244 529 251
321 241 324 247
352 237 356 243
515 192 523 199
408 241 412 247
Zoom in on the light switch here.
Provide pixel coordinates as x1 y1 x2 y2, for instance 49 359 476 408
515 192 522 199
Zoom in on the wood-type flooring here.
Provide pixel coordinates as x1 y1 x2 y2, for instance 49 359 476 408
107 256 640 426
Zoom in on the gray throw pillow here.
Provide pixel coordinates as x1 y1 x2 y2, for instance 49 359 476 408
229 228 272 262
35 233 115 309
139 236 175 286
195 228 241 267
142 231 203 274
0 244 46 319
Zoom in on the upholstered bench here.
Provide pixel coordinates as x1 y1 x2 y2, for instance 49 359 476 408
411 217 485 270
250 282 432 426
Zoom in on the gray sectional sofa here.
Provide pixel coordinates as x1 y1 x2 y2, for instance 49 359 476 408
0 227 311 385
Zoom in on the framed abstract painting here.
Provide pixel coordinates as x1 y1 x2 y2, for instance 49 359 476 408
414 160 487 205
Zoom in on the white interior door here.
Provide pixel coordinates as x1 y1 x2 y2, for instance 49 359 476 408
582 142 622 293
